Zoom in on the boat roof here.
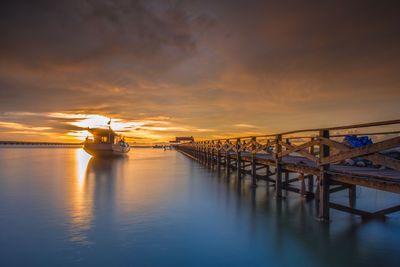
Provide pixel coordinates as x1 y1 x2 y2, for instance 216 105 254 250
88 127 118 137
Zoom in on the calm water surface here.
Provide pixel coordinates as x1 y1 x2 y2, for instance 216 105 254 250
0 148 399 266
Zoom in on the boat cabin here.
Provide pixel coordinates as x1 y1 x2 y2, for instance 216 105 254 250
86 128 123 144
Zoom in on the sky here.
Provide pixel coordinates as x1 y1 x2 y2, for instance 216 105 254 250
0 0 399 143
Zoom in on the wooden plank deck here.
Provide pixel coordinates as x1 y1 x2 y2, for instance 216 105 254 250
234 151 400 181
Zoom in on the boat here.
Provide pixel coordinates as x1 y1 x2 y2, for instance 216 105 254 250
152 144 164 148
83 127 130 157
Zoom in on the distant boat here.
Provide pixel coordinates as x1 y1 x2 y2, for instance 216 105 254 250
152 144 164 148
84 127 130 157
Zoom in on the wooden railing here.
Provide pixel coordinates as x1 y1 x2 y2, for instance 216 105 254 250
178 119 400 171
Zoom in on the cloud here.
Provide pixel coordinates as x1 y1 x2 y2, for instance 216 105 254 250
234 124 258 128
0 0 400 142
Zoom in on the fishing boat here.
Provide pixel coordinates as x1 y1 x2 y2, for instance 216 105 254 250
152 144 164 148
83 127 130 157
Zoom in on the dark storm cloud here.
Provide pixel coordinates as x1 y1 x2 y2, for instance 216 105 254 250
0 0 195 66
0 0 202 115
224 1 400 77
0 0 400 140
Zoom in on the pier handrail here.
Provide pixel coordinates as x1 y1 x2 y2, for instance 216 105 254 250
197 119 400 142
178 118 400 172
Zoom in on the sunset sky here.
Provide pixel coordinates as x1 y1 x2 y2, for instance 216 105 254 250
0 0 399 143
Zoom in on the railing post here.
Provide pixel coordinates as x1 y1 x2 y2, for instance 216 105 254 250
236 138 242 179
251 137 257 187
275 134 283 197
318 129 330 222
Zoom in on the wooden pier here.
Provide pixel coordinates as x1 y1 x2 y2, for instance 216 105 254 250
176 120 400 222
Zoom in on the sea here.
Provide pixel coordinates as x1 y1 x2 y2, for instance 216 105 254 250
0 147 399 266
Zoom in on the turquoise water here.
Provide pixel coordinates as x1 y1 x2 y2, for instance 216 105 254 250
0 148 399 266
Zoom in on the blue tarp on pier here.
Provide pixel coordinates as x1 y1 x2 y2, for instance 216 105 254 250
344 135 373 148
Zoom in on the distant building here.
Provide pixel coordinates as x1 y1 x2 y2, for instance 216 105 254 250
175 136 194 143
169 136 194 145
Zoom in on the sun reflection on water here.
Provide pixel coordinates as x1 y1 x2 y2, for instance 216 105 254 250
76 149 92 188
69 149 93 245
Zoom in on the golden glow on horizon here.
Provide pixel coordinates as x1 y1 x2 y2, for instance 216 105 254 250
50 113 145 140
68 114 142 131
0 111 320 144
46 112 219 142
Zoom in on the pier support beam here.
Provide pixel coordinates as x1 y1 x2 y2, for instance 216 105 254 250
318 129 330 222
265 165 271 186
208 142 212 166
205 145 209 166
349 185 356 207
226 153 231 176
284 171 289 188
300 174 306 197
251 153 257 187
236 138 242 179
307 174 314 193
217 153 221 170
207 148 211 167
210 141 215 167
275 134 283 197
250 137 257 187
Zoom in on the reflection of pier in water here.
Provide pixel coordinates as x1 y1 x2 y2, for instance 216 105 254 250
209 169 399 266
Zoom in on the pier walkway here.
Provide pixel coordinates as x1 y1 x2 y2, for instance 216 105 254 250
176 120 400 222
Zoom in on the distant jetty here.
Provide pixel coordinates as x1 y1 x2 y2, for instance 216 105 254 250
0 141 83 147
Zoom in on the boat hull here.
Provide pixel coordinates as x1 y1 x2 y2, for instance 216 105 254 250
83 143 130 157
